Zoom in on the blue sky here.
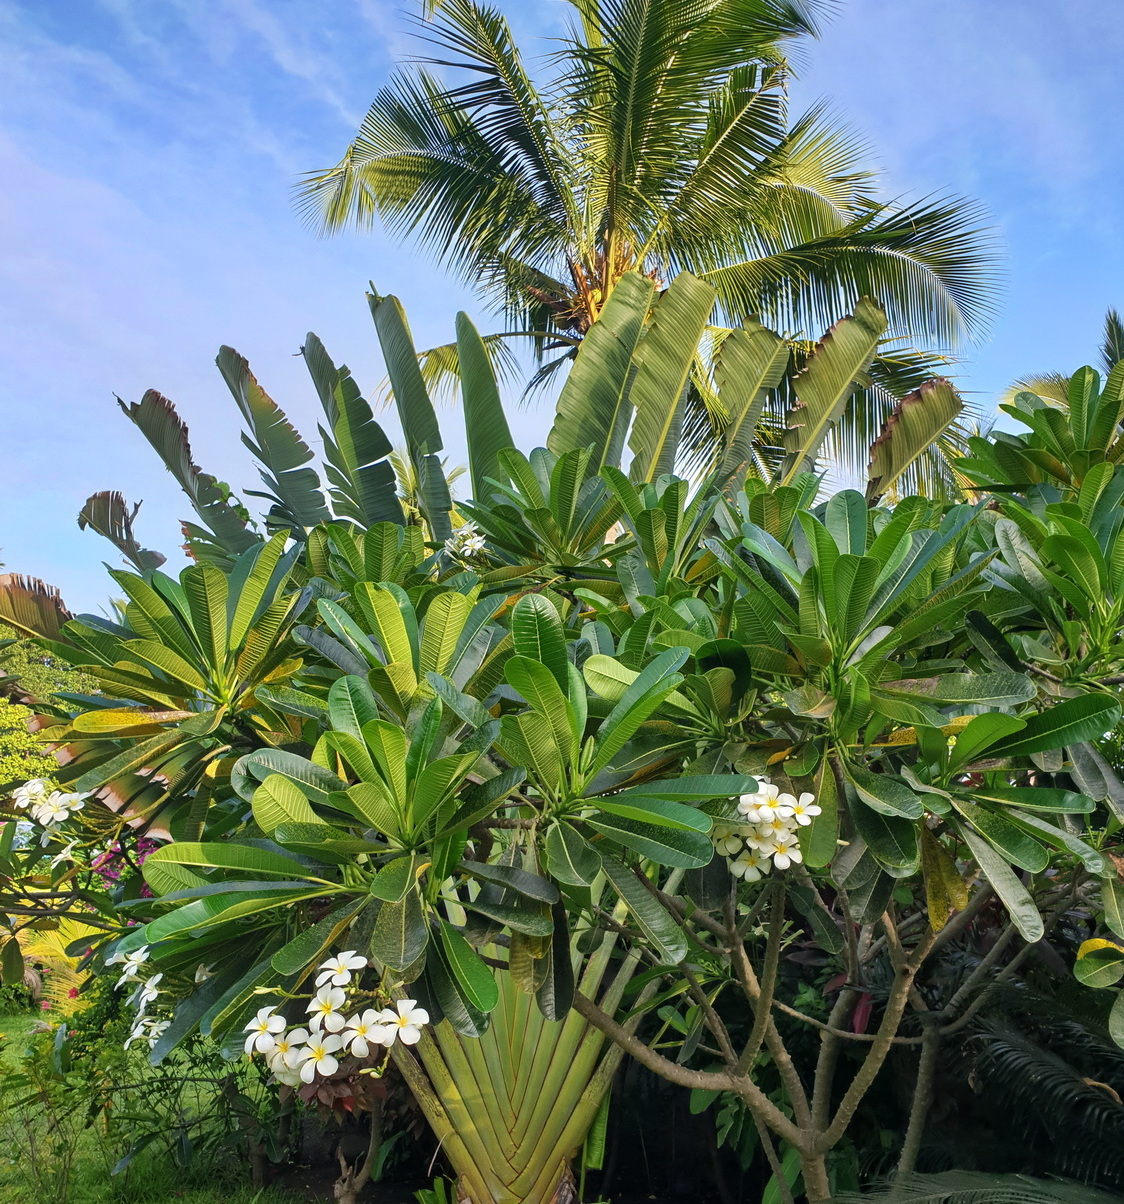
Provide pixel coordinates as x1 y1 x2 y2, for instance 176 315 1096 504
2 0 1123 610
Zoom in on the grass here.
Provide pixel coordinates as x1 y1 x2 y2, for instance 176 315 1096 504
0 1009 303 1204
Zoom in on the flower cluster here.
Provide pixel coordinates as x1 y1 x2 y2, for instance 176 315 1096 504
106 944 169 1050
713 779 821 880
243 950 430 1088
444 520 487 562
12 779 87 829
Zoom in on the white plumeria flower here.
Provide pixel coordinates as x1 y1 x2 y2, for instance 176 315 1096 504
710 823 747 856
343 1009 391 1058
300 1032 344 1083
56 791 87 813
142 1019 170 1049
49 840 79 869
11 778 50 809
111 946 150 988
129 973 163 1012
31 796 72 826
754 792 795 823
306 985 347 1032
461 534 487 555
730 848 771 881
736 781 779 821
378 999 430 1047
760 833 803 870
756 813 795 840
267 1028 310 1072
788 793 821 826
315 950 368 988
243 1005 286 1054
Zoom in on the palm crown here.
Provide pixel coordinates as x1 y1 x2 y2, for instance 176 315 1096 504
300 0 997 489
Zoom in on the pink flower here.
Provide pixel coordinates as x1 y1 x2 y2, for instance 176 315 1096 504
40 1001 50 1011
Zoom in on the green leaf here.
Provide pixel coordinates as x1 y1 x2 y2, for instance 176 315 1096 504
424 938 490 1037
593 795 711 832
627 272 717 481
327 675 380 742
1110 989 1124 1048
142 842 320 882
369 890 428 970
271 900 366 976
849 800 918 871
610 775 759 801
947 713 1026 769
510 594 568 690
865 378 964 502
715 319 790 483
779 297 887 484
535 900 575 1021
600 855 686 965
547 272 654 470
1074 939 1124 989
461 897 553 936
844 764 923 819
584 813 712 868
1103 877 1124 940
301 332 403 527
0 939 24 986
231 749 346 806
252 774 320 834
182 563 229 668
217 344 330 530
986 695 1122 758
956 824 1044 941
543 822 602 887
437 920 499 1013
970 786 1093 813
457 312 515 501
459 859 559 904
951 798 1049 873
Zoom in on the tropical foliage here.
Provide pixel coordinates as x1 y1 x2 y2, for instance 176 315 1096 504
3 280 1124 1204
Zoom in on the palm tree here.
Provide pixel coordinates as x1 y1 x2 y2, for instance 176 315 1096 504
299 0 997 488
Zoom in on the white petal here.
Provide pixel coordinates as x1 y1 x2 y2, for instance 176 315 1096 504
300 1059 317 1083
317 1054 339 1077
398 1024 422 1045
350 1036 369 1058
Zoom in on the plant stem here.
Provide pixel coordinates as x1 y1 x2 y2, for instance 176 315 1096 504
895 1020 940 1181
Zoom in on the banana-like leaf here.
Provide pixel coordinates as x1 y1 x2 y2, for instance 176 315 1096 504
714 320 790 484
77 492 166 572
547 273 655 470
217 346 331 533
301 332 404 527
779 297 887 485
627 272 717 481
116 390 259 566
456 312 515 502
865 378 963 503
0 573 72 639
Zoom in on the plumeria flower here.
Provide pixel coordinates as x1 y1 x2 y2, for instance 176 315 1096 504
31 796 73 826
756 813 794 840
243 1005 286 1054
710 823 748 857
378 1000 430 1047
299 1032 344 1083
12 778 50 809
315 950 367 988
194 964 214 984
343 1009 391 1058
306 985 347 1032
730 848 771 881
787 794 821 826
753 793 795 823
109 946 150 988
138 1019 170 1050
49 841 79 869
759 833 803 870
267 1028 310 1072
129 973 163 1012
